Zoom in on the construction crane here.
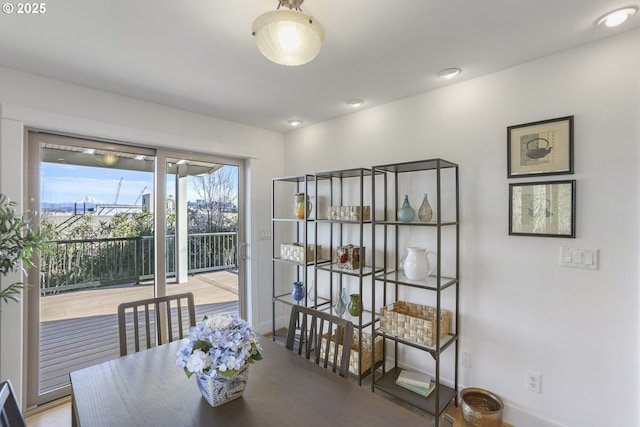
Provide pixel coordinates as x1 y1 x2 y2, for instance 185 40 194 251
133 186 147 205
113 177 123 205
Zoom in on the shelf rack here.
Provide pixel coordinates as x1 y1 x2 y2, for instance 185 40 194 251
313 168 384 383
371 159 460 427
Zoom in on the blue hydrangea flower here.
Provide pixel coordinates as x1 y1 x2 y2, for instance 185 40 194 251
176 314 263 378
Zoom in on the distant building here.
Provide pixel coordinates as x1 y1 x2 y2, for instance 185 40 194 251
141 193 176 213
142 193 154 213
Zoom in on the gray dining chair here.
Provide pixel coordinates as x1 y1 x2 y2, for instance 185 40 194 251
286 305 354 379
117 292 196 356
0 380 26 427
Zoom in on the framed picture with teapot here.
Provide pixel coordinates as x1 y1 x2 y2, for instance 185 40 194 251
509 180 576 237
507 115 574 177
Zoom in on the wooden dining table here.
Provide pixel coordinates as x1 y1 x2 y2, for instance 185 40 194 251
70 336 429 427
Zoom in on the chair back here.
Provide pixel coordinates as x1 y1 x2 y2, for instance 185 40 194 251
286 305 354 379
0 380 26 427
118 292 196 356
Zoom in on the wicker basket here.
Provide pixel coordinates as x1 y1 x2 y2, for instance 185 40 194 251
280 243 321 263
379 301 451 346
320 330 383 375
328 205 371 221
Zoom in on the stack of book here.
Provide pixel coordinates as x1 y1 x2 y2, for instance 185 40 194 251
395 369 435 397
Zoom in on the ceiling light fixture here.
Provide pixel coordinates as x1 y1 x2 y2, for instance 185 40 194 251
346 99 365 108
288 119 303 127
437 68 462 80
597 6 638 27
252 0 325 66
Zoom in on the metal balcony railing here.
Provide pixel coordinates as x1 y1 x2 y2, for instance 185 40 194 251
40 232 237 295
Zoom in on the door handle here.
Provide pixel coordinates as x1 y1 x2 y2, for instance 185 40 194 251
239 242 248 260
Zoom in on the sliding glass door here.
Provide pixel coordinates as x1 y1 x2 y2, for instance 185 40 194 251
26 133 245 406
162 151 242 321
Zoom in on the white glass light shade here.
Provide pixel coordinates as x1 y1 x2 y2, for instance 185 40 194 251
252 10 324 66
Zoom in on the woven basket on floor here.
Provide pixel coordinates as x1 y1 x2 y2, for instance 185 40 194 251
320 330 383 375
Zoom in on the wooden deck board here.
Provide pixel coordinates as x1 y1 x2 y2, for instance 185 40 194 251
38 271 239 394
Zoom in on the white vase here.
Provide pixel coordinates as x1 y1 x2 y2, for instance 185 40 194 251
403 247 437 280
196 364 249 407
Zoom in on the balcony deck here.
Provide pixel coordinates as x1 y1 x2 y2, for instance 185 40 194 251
39 270 239 393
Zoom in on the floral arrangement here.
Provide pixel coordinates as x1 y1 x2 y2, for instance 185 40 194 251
176 314 263 378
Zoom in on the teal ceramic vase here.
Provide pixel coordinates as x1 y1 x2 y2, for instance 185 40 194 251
397 195 415 223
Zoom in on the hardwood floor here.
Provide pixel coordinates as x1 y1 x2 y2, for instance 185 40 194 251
25 397 71 427
25 395 514 427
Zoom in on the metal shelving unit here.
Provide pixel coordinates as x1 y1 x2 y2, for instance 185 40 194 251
271 174 327 343
371 159 460 426
313 168 384 384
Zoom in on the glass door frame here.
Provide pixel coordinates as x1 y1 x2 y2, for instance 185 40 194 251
25 133 246 406
155 149 246 316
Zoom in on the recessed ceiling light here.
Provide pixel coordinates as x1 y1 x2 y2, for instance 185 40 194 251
597 7 638 27
437 68 461 80
346 99 365 108
288 119 303 127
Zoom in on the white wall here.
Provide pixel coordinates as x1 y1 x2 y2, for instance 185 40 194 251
282 28 640 427
0 67 285 403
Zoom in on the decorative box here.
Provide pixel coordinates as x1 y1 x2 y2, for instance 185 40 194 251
379 301 451 347
336 245 364 269
321 330 383 375
328 205 371 221
280 243 321 263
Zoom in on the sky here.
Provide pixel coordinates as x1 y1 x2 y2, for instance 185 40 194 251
40 155 238 210
41 163 154 205
41 163 238 206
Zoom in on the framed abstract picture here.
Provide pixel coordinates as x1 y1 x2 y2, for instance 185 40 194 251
507 116 574 178
509 180 576 237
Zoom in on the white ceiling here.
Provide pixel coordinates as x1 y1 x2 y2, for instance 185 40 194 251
1 0 638 133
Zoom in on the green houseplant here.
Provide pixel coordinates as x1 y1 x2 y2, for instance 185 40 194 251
0 193 48 304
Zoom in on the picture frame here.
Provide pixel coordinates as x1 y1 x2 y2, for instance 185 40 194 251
509 180 576 237
507 116 573 177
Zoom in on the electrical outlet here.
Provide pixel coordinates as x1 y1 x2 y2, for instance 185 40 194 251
462 352 471 368
526 371 541 393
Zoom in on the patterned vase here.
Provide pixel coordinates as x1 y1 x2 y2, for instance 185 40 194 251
294 193 312 219
196 364 250 407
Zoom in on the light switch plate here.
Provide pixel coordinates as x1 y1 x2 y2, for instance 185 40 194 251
259 230 271 240
560 246 599 270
